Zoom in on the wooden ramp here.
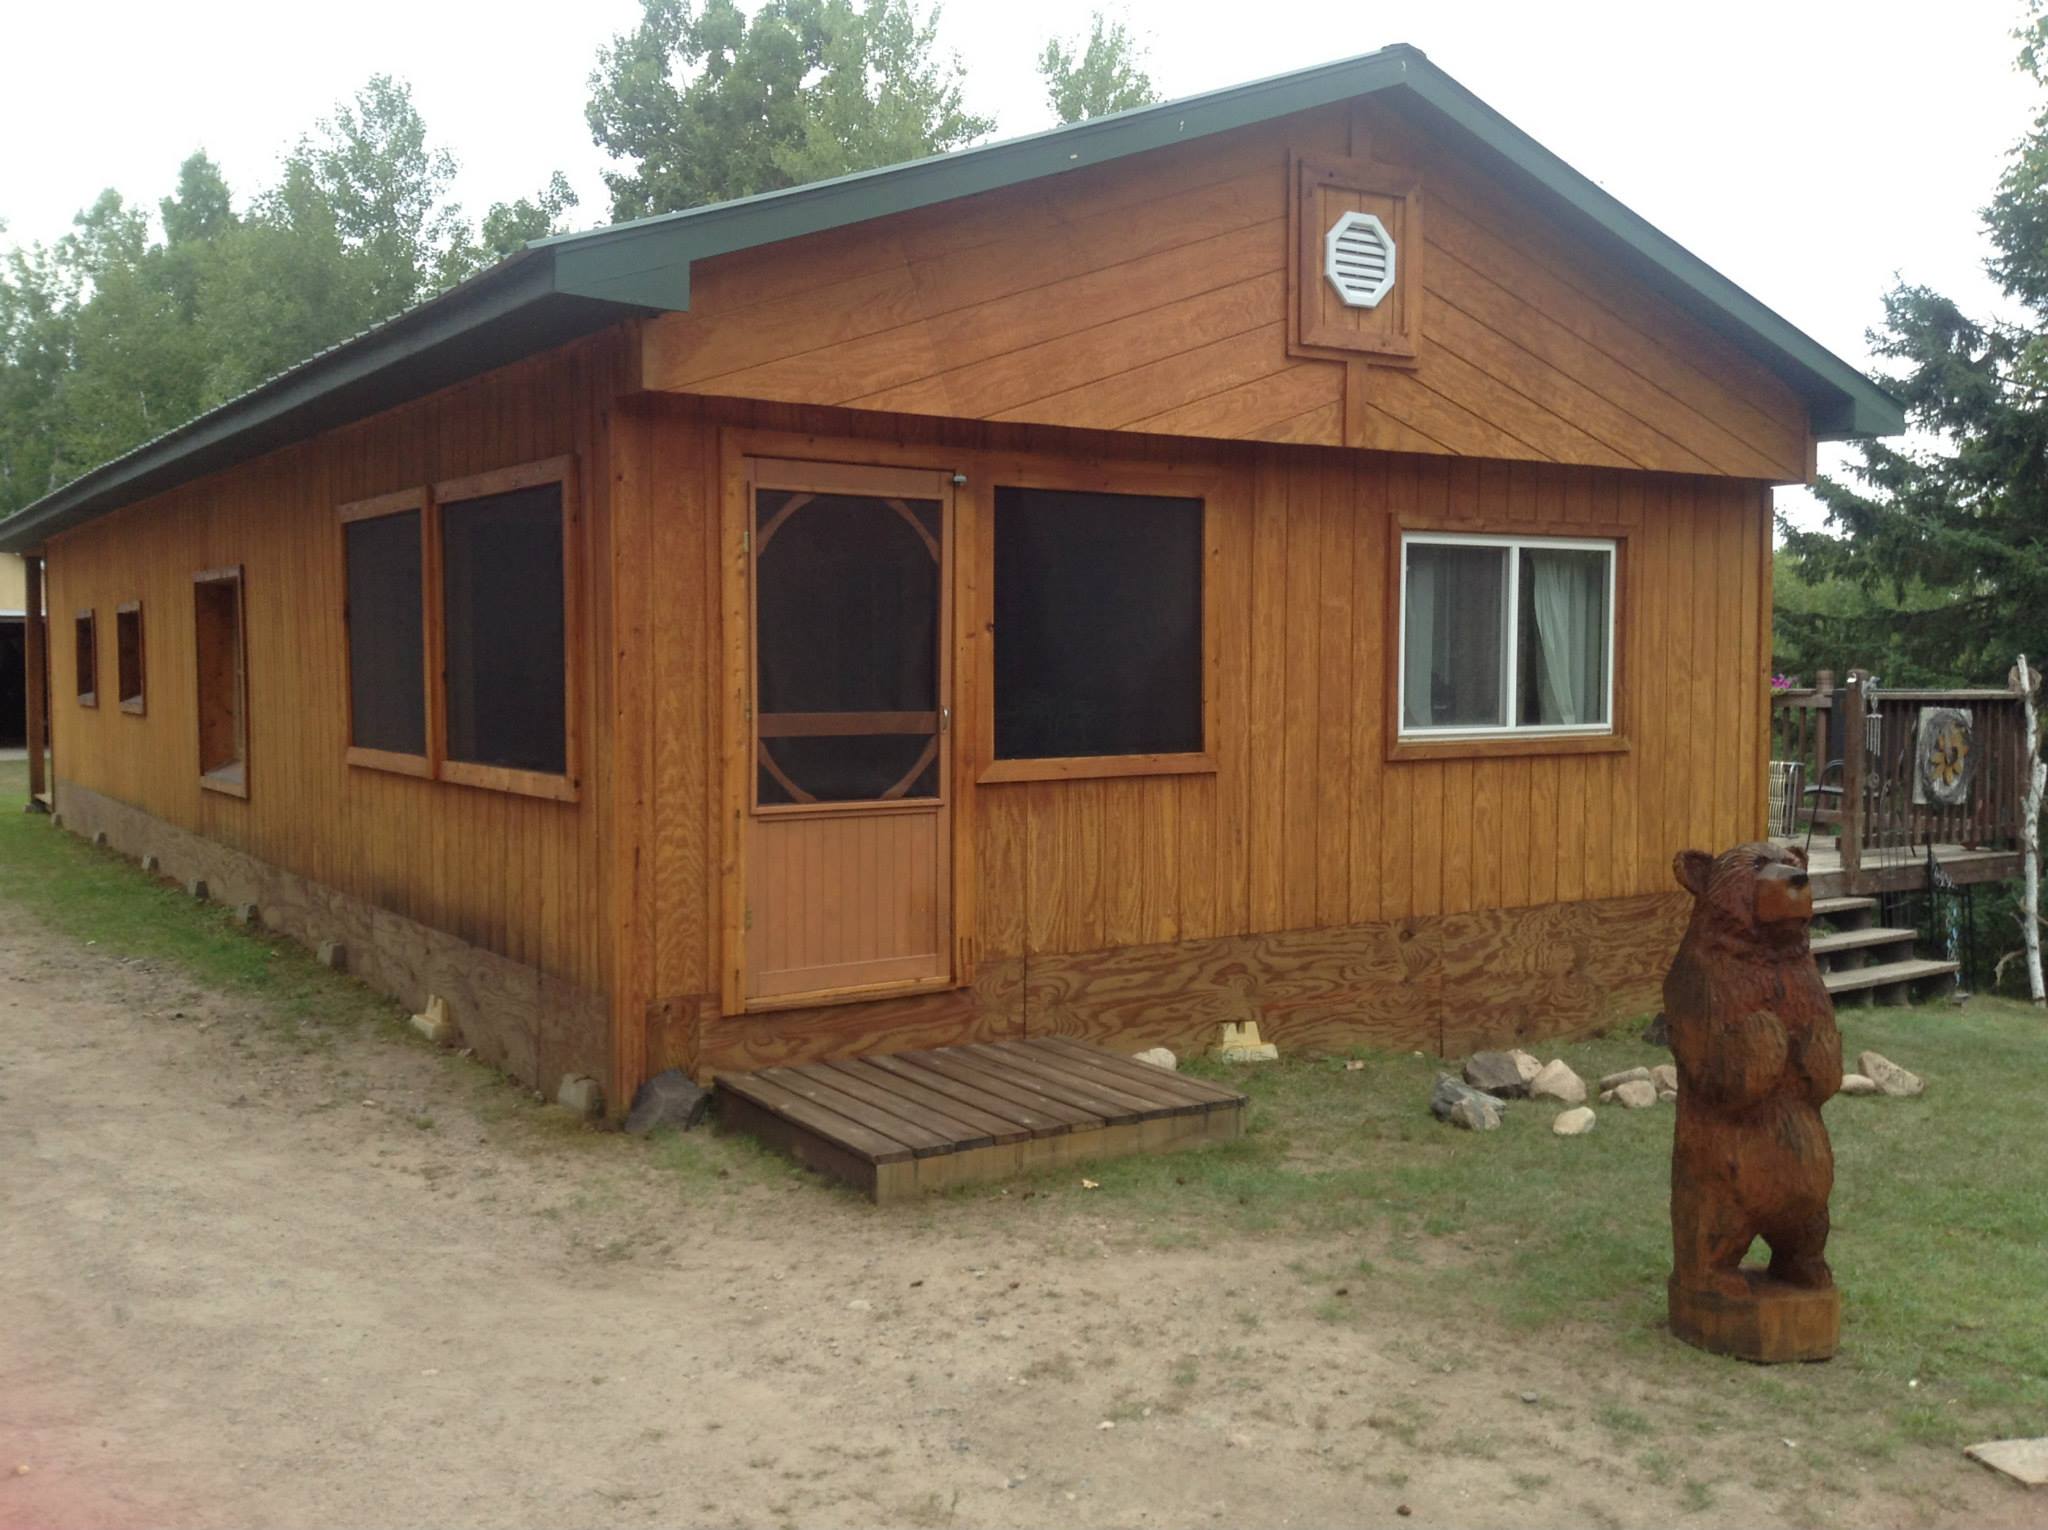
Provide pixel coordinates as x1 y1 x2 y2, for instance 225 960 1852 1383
715 1038 1247 1203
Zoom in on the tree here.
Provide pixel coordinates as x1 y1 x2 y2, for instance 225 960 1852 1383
587 0 993 220
1781 5 2048 686
1037 9 1157 124
0 75 580 519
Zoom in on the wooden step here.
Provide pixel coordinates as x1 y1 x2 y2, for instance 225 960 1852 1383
715 1038 1246 1202
1823 958 1958 997
1811 896 1877 920
1810 926 1919 958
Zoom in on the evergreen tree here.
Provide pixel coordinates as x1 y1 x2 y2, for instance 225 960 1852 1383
1782 4 2048 684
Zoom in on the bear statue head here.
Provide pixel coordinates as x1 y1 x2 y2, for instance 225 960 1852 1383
1673 841 1813 946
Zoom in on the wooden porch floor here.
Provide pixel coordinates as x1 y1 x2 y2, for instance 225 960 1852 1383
715 1038 1247 1203
1776 839 2021 898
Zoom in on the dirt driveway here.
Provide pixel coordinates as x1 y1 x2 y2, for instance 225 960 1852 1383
1 908 2032 1530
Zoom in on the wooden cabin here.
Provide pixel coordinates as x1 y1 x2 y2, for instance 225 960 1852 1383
0 554 26 749
0 46 1909 1113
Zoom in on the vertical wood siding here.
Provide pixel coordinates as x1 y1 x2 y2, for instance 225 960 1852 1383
623 399 1772 1015
43 329 635 1001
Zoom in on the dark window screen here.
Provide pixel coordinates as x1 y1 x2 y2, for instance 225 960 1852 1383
344 510 426 756
441 484 566 776
753 489 941 805
993 488 1203 759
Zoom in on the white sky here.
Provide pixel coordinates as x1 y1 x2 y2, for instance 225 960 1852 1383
3 0 2037 528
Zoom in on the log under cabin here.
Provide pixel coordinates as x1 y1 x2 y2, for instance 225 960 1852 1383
0 46 1914 1113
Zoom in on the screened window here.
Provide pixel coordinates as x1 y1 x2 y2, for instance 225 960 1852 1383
343 505 427 760
74 611 96 706
439 479 567 779
194 569 247 796
1400 533 1614 735
116 602 145 714
992 487 1204 761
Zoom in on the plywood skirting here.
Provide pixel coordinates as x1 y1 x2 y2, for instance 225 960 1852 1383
54 783 609 1097
674 888 1690 1077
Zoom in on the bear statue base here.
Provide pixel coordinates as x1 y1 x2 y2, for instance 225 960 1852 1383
1668 1270 1840 1364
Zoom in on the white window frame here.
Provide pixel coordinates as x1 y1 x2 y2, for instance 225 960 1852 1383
1397 530 1618 740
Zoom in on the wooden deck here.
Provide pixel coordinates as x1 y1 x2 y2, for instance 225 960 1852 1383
715 1039 1247 1202
1778 838 2020 898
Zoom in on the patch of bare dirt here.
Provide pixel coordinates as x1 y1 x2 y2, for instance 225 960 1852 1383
0 911 2034 1529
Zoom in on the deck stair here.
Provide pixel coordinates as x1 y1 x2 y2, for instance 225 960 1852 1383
714 1037 1247 1203
1809 896 1958 1007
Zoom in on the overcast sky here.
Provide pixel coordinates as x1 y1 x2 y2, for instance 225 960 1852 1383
4 0 2037 526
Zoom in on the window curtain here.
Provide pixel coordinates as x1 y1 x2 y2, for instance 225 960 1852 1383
1527 549 1606 726
1403 553 1438 729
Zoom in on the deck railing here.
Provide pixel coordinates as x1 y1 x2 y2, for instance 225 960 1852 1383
1769 669 2033 879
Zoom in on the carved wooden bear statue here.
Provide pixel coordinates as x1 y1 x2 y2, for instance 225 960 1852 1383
1663 840 1843 1362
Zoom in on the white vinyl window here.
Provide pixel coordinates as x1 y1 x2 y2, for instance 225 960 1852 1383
1398 532 1616 737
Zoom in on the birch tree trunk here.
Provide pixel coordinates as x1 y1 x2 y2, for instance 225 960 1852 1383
2019 655 2045 1007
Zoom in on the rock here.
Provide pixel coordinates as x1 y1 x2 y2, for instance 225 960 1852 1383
1510 1050 1542 1083
847 1298 873 1313
1642 1012 1670 1048
1611 1079 1658 1109
1597 1066 1652 1091
1658 1088 1678 1103
556 1074 605 1120
1650 1063 1678 1093
409 995 459 1047
1132 1047 1178 1071
1837 1072 1879 1097
1858 1051 1926 1098
316 940 346 971
1431 1074 1505 1129
1529 1059 1587 1106
623 1069 712 1135
1552 1106 1596 1136
1446 1094 1502 1131
1463 1050 1533 1097
1965 1436 2048 1488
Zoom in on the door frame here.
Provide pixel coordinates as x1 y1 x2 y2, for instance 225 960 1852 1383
716 430 975 1016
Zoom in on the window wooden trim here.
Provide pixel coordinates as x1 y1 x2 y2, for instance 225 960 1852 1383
74 608 97 708
115 600 146 715
338 487 436 779
1383 520 1632 763
974 464 1222 785
428 455 581 804
192 567 249 798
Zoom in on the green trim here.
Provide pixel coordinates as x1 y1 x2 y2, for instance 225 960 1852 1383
0 43 1900 553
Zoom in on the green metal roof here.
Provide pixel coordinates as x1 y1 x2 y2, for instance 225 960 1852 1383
0 43 1903 553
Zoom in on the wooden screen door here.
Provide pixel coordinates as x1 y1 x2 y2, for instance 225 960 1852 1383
743 458 955 1006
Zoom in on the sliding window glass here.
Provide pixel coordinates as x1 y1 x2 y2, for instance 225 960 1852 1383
1400 533 1614 737
435 461 574 797
340 493 428 772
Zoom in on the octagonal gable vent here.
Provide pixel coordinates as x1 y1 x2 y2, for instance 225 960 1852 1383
1324 211 1396 309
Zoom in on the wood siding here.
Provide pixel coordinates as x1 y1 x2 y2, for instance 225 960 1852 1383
640 100 1810 481
43 330 635 1054
612 398 1773 1069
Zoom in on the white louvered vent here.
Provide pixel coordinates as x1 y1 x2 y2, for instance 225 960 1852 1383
1324 211 1397 310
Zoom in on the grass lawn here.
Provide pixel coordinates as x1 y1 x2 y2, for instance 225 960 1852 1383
5 753 2044 1486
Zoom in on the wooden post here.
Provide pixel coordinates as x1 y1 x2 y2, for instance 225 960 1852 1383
1840 671 1865 884
2017 656 2044 1007
22 554 47 807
